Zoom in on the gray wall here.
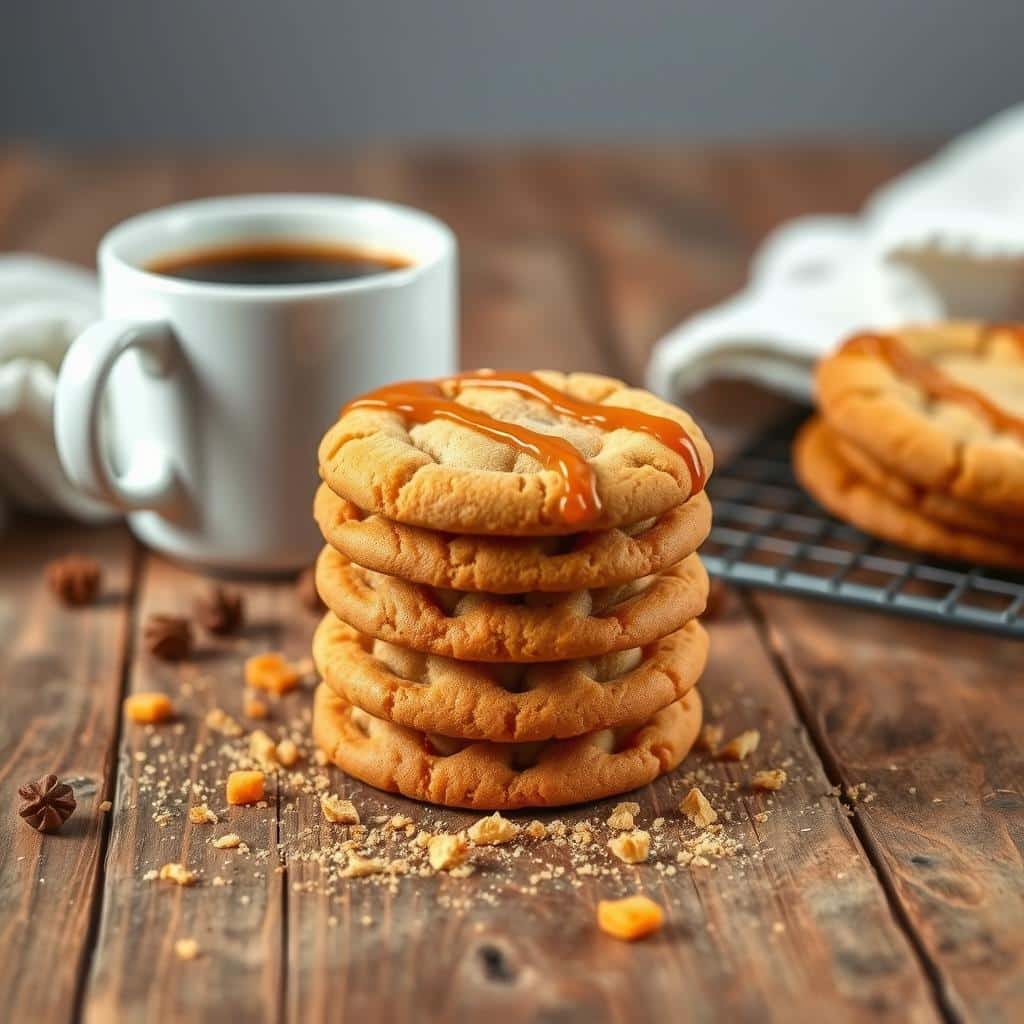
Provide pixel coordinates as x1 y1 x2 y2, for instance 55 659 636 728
3 1 1022 143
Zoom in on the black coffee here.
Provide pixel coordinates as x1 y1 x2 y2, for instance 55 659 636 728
147 240 413 285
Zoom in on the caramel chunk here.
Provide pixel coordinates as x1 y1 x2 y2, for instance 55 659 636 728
245 652 301 694
226 770 264 806
597 896 664 941
124 692 174 724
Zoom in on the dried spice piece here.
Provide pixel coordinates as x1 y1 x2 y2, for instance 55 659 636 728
597 896 664 941
47 554 102 607
295 567 324 613
194 586 245 635
18 774 76 833
143 614 193 661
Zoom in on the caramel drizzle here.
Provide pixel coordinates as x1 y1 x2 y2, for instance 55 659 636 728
843 332 1024 442
344 369 705 526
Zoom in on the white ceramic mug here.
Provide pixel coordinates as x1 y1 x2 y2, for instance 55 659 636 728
54 194 457 572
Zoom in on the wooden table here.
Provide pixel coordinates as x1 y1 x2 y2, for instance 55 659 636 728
2 146 1021 1024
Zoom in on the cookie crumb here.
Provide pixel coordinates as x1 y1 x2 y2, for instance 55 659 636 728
752 769 787 792
276 739 300 768
205 707 243 737
719 729 760 761
342 853 386 878
525 820 547 840
697 723 723 753
680 787 718 827
212 833 243 850
427 833 469 871
244 693 269 720
606 801 640 831
320 794 360 824
158 863 197 886
467 812 518 846
597 896 663 940
249 729 279 768
608 830 650 864
188 803 218 825
174 938 200 960
98 800 112 813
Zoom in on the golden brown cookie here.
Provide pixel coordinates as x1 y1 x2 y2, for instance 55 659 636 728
793 417 1024 570
315 545 709 662
817 323 1024 514
314 482 712 594
831 431 1024 543
312 682 702 809
313 612 709 742
318 370 713 535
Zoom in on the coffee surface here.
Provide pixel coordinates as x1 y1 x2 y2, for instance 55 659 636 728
147 240 412 285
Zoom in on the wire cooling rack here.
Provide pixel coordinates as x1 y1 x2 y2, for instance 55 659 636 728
702 417 1024 638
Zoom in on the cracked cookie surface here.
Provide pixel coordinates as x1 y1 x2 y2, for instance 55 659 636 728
314 482 712 593
312 682 702 809
817 323 1024 514
794 417 1024 569
313 612 708 742
318 370 713 535
315 545 709 662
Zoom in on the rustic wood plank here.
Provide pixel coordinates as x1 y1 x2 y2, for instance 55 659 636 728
755 595 1024 1023
81 555 314 1023
0 521 135 1021
281 587 940 1023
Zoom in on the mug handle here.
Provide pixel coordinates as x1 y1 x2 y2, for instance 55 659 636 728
54 319 183 512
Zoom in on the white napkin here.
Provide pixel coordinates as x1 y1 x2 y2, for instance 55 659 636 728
647 104 1024 403
0 255 114 522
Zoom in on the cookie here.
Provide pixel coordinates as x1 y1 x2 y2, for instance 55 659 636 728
817 323 1024 514
313 612 709 742
315 545 710 662
793 417 1024 570
318 370 713 535
314 482 712 594
831 431 1024 543
312 682 702 809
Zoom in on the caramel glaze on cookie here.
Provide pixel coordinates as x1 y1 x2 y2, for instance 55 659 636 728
315 545 710 662
817 323 1024 514
314 483 712 594
319 370 714 535
794 417 1024 570
313 612 709 742
312 682 703 810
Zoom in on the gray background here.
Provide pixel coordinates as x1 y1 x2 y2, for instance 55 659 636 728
3 0 1022 143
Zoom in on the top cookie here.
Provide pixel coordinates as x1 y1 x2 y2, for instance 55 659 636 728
318 370 713 535
817 323 1024 514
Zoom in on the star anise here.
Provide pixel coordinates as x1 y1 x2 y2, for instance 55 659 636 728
47 554 102 606
18 774 76 833
194 586 245 635
295 567 324 613
143 613 193 661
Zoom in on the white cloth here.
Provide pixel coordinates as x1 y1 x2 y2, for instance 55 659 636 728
0 255 113 522
647 104 1024 403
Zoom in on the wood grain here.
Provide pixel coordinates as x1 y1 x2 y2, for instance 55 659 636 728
0 522 134 1021
756 595 1024 1023
81 556 313 1023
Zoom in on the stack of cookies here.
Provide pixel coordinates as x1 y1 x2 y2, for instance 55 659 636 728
795 323 1024 569
310 370 715 809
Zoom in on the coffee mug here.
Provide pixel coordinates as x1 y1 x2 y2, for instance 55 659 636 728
54 194 457 572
